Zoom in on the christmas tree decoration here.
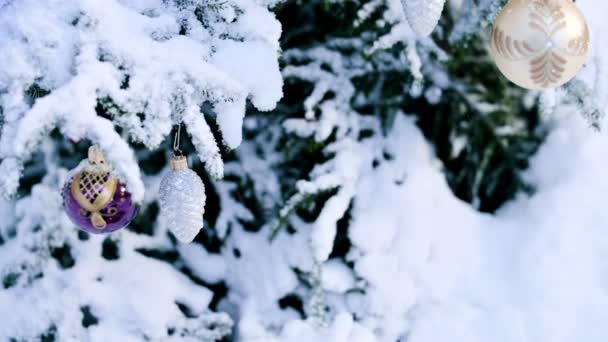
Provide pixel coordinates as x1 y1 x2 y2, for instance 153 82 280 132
401 0 446 37
159 154 206 242
4 0 608 341
62 146 139 234
158 127 206 243
490 0 590 90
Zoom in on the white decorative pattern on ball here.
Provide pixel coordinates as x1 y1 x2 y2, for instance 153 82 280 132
401 0 446 37
159 164 206 243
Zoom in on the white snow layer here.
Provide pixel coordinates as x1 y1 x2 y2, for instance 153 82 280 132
233 2 608 340
236 103 608 341
3 1 608 342
241 107 608 341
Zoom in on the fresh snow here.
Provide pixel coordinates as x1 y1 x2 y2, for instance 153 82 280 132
2 0 608 342
0 0 283 199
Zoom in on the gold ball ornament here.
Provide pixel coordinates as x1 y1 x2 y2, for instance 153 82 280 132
490 0 590 90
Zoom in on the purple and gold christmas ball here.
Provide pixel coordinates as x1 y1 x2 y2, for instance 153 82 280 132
62 171 138 234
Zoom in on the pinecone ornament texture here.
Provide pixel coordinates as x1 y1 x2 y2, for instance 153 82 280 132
159 155 206 243
401 0 446 37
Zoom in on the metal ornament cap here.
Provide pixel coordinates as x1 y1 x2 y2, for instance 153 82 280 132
171 155 188 171
490 0 590 90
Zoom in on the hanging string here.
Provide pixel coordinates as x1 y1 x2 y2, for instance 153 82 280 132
173 123 183 156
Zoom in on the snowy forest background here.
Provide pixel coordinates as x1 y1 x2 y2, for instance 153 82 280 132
1 0 608 341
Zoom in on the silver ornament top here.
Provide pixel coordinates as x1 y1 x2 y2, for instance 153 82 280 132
171 155 188 171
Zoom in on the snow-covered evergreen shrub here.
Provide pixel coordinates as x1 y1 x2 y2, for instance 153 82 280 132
0 0 281 340
2 0 608 341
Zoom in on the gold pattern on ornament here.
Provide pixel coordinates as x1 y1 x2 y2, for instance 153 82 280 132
491 0 589 87
104 206 118 217
71 172 118 229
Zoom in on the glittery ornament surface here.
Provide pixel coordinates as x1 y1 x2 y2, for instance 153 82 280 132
159 167 206 242
63 178 138 234
401 0 446 37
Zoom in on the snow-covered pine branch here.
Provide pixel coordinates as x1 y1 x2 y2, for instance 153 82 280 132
268 0 605 338
0 0 283 201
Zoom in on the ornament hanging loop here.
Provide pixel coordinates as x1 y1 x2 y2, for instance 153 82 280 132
173 123 184 157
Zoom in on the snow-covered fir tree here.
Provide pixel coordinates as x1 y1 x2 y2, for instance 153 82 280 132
0 0 281 340
2 0 608 341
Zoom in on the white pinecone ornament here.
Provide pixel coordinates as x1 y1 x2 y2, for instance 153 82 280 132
159 154 206 243
401 0 446 37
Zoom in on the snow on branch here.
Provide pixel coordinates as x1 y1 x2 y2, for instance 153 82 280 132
0 0 283 200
